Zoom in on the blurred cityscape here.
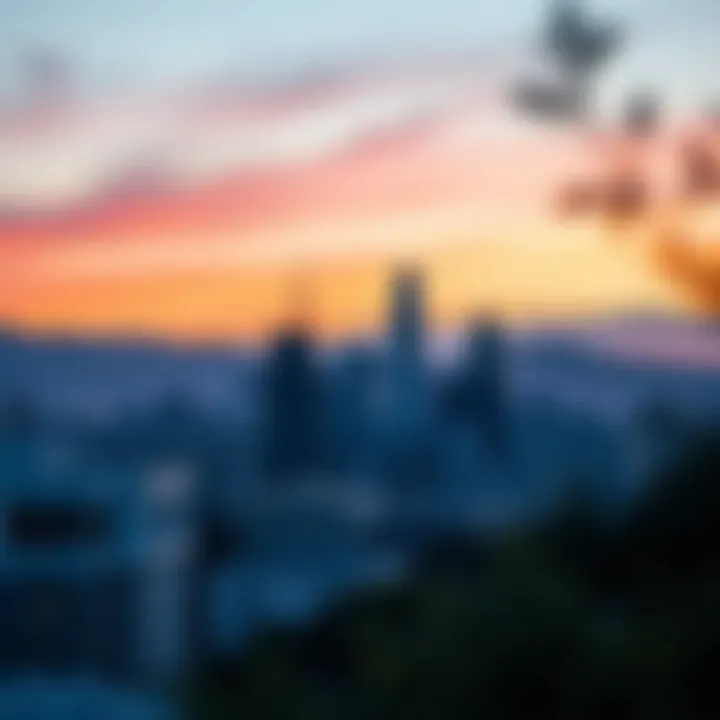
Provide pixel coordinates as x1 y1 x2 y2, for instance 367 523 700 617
4 264 720 717
2 0 720 718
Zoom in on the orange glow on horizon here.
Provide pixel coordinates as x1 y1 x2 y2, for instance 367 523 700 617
1 103 717 343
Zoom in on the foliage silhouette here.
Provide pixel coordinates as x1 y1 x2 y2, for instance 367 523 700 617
186 424 720 719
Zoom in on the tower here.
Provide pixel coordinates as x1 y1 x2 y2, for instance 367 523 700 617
384 266 436 487
261 266 322 483
391 267 423 365
387 266 428 423
466 316 510 462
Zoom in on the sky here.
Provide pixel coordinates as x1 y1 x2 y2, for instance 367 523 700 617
0 0 719 342
1 0 717 108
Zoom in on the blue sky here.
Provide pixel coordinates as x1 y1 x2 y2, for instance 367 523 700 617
0 0 718 115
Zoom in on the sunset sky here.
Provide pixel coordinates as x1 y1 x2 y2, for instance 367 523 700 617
0 0 718 342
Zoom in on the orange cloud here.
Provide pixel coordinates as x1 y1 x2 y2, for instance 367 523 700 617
0 92 706 342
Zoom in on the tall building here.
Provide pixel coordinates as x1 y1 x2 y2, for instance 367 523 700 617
465 317 510 461
261 267 323 483
325 345 377 478
261 328 322 483
389 267 424 372
0 442 198 684
387 266 426 420
384 266 437 487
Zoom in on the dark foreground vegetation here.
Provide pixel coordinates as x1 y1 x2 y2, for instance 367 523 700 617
187 429 720 719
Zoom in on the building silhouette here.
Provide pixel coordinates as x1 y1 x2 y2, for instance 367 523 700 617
261 268 323 483
441 317 510 466
325 345 376 478
384 266 438 487
0 448 197 683
465 318 510 461
387 266 426 422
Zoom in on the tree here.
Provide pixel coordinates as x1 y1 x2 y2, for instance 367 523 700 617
511 0 623 124
185 423 720 719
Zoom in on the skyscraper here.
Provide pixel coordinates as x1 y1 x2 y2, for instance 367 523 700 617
384 266 436 487
261 329 321 483
261 268 322 483
387 266 427 426
465 317 510 462
390 267 424 368
325 345 376 478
